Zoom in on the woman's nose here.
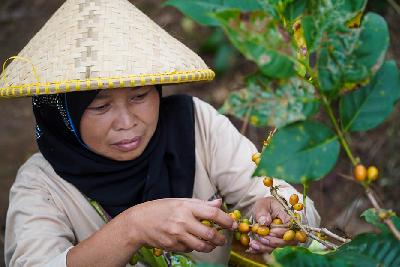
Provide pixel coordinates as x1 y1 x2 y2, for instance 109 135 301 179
113 106 137 130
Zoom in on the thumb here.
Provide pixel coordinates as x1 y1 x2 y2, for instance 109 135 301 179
206 198 222 208
255 206 272 226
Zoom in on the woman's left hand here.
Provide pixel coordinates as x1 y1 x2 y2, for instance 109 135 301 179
248 196 298 254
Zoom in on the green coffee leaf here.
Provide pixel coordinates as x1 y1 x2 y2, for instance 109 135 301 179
258 0 307 24
302 0 367 53
361 208 400 232
164 0 262 26
332 232 400 267
361 208 388 232
270 231 400 267
219 75 319 128
254 121 340 183
213 9 296 79
317 13 389 96
271 246 379 267
340 61 400 132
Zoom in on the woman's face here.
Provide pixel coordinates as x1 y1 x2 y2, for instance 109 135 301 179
80 86 160 161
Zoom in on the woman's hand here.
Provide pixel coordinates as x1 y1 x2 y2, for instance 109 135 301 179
125 198 236 254
248 196 298 254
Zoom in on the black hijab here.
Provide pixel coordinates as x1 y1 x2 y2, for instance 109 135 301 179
32 86 195 218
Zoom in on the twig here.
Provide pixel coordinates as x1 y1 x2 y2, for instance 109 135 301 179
304 226 351 243
387 0 400 16
365 187 400 240
240 104 253 135
270 223 291 229
270 187 339 250
338 173 359 184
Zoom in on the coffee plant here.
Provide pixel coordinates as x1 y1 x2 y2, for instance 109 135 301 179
165 0 400 266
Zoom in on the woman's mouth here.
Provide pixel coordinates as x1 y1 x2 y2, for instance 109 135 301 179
111 137 142 152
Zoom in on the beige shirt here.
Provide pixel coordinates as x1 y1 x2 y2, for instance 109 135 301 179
5 97 320 267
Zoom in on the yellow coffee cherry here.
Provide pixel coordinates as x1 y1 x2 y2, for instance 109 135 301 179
257 226 270 236
367 166 379 182
283 230 295 241
238 222 250 234
272 218 283 225
316 232 327 240
295 231 307 243
201 219 213 227
233 210 242 220
251 223 259 234
263 177 273 187
252 152 261 163
293 203 304 211
255 157 261 165
153 248 163 257
354 164 367 182
289 194 299 206
240 233 250 246
229 212 238 221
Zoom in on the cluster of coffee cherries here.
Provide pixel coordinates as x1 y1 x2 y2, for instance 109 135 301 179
353 164 379 183
229 209 271 247
281 193 308 243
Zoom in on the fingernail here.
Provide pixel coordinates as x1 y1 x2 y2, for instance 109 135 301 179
258 216 267 225
231 221 238 230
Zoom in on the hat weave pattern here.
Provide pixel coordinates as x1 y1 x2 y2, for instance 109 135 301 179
0 0 215 98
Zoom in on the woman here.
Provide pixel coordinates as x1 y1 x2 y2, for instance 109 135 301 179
2 0 320 266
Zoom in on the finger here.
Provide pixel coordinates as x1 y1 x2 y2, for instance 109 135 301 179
161 239 187 252
254 200 272 226
191 203 235 230
187 220 227 247
257 213 271 226
271 201 290 223
258 236 288 248
180 234 216 253
186 198 222 208
205 198 222 208
249 239 274 254
269 227 289 238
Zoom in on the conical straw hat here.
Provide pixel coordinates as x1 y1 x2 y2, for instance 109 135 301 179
0 0 215 98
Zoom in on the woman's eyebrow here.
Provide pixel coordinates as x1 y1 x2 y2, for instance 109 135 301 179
95 92 110 100
130 87 150 93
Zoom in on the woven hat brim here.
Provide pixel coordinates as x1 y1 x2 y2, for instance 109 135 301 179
0 69 215 98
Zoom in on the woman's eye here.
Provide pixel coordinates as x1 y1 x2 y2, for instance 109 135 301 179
131 93 148 101
90 104 109 111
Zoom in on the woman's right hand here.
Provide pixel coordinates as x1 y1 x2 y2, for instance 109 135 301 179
124 198 236 253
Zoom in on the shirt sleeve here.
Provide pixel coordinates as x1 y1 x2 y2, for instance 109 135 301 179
5 167 76 267
194 97 320 228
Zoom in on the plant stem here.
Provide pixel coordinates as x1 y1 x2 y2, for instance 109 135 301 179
302 181 309 225
240 104 253 135
365 187 400 240
270 223 350 243
387 0 400 15
321 96 358 166
304 226 351 243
